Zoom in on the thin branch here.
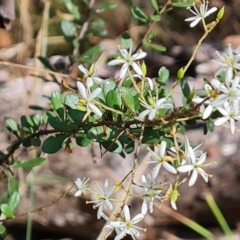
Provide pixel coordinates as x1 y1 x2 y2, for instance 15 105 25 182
133 0 172 54
0 60 81 81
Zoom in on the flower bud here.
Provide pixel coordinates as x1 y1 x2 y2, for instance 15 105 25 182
141 61 147 76
177 67 184 80
88 64 95 76
217 6 225 21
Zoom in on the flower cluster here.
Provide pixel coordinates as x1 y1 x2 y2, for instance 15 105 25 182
73 134 213 238
193 45 240 134
70 3 226 239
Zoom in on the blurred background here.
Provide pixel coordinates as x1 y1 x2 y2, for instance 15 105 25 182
0 0 240 239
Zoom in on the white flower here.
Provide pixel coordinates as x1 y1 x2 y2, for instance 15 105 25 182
141 172 164 214
185 0 217 28
214 101 240 134
138 93 173 121
211 76 240 106
104 205 145 240
87 179 114 219
108 43 147 79
74 177 90 197
214 45 240 80
177 147 210 187
78 64 108 88
146 141 177 177
192 83 223 119
77 81 102 117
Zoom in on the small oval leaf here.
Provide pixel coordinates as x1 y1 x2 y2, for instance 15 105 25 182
13 157 46 169
42 134 69 154
1 204 13 218
8 191 20 211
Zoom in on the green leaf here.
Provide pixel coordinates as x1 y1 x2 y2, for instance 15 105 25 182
33 113 42 126
106 90 122 116
5 118 19 134
29 105 46 111
61 19 75 37
142 40 166 52
122 77 132 88
1 204 13 218
156 66 169 85
87 126 119 142
22 138 32 147
151 0 159 11
73 38 80 53
0 224 6 234
8 191 20 211
51 91 64 119
38 56 55 71
125 141 135 154
95 2 117 13
13 157 46 169
103 78 116 96
122 89 135 113
47 112 77 131
172 0 194 8
147 31 157 41
204 119 214 134
180 79 191 98
150 15 161 21
102 140 123 153
121 33 132 49
68 109 85 123
6 170 18 195
64 93 79 109
62 0 81 20
131 7 148 23
82 45 101 57
75 132 92 147
31 137 41 147
42 134 69 154
20 115 35 130
132 92 140 113
142 128 160 144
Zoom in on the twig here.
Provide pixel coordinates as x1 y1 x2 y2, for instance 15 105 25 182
0 60 81 81
133 0 172 54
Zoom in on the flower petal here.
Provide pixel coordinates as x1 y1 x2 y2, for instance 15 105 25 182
74 189 82 197
119 63 129 79
108 59 126 66
152 163 161 178
131 213 144 224
141 199 148 215
189 169 198 187
163 161 177 174
177 165 194 173
138 109 151 121
88 103 102 117
190 17 201 28
88 88 102 101
159 141 167 157
123 205 131 221
77 82 87 99
203 104 213 119
78 64 89 75
205 7 217 17
214 117 228 126
132 62 143 76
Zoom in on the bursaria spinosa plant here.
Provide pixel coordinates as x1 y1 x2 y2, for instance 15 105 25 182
0 0 235 239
